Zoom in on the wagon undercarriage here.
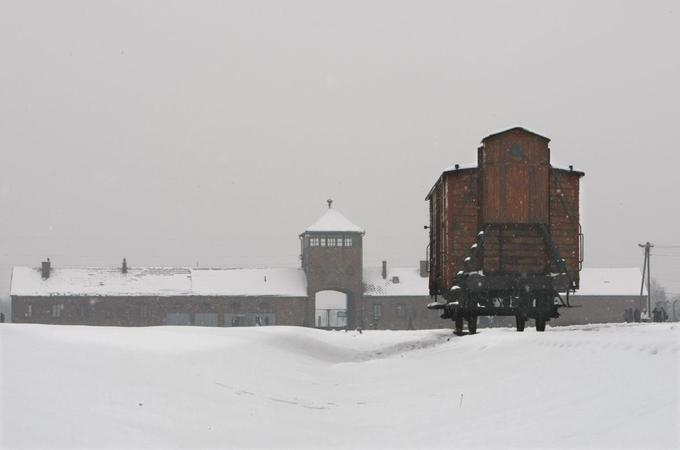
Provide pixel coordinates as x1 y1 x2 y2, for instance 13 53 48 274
428 284 564 334
427 222 577 335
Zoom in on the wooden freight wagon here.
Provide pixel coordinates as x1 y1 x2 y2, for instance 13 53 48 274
426 127 584 334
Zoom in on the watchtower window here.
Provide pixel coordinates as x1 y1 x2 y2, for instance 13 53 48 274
319 237 326 247
310 237 319 247
344 237 353 247
327 237 336 247
336 238 343 247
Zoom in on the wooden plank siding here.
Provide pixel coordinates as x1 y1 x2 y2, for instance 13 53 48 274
445 170 480 287
482 225 548 274
479 129 550 225
549 169 582 288
477 129 552 276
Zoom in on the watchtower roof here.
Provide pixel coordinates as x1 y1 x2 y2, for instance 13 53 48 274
304 207 364 234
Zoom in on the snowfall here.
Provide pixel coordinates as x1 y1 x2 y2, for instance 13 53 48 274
1 323 678 449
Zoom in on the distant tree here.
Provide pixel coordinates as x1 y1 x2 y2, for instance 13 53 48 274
0 296 9 323
669 294 680 322
650 279 667 304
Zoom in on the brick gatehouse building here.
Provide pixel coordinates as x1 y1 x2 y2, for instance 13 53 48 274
10 204 643 329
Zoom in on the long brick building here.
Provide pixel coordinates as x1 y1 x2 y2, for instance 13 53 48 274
10 204 441 329
10 204 644 329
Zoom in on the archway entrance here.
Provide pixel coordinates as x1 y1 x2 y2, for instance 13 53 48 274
315 290 348 329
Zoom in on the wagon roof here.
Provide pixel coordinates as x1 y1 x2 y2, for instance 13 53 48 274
425 163 584 200
481 126 551 143
425 163 478 200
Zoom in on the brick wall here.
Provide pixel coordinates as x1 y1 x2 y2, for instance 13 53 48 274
552 295 646 326
11 295 307 327
362 296 444 330
302 232 364 328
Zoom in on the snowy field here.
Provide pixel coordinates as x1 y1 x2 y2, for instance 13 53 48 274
1 323 678 449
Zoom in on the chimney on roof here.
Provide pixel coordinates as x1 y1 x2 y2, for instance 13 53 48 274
382 260 387 279
122 258 128 274
419 260 429 278
41 258 51 279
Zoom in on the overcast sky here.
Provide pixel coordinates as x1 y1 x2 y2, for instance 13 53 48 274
1 1 679 298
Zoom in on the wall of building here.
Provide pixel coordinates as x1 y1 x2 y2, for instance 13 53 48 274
362 296 444 330
10 292 650 330
485 295 645 328
552 295 646 326
11 295 307 327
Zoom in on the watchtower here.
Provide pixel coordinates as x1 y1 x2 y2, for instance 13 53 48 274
300 200 365 328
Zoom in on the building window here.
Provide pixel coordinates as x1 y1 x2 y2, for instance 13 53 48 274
79 304 89 319
327 237 336 247
319 237 326 247
195 313 218 327
166 312 191 326
373 304 382 321
224 314 246 327
336 237 343 247
25 304 32 317
396 304 405 318
254 314 275 326
344 237 353 247
310 237 319 247
52 304 64 318
139 304 149 319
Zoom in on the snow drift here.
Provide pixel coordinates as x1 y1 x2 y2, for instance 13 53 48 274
1 323 678 449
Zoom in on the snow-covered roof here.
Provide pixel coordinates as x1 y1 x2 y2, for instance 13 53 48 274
10 265 641 299
304 208 364 234
363 267 642 298
10 266 308 298
363 267 429 297
192 268 307 297
576 268 643 297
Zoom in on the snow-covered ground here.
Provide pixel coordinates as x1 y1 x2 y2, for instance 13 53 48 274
1 323 678 449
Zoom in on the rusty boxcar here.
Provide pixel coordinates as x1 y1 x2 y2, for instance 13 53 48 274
426 127 584 333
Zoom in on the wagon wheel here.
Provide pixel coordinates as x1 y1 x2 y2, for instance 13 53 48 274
467 316 478 334
454 316 464 336
535 311 547 332
515 314 526 332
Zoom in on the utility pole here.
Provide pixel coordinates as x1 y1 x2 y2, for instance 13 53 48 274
638 242 653 316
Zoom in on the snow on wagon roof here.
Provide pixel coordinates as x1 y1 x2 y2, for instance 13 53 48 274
304 208 364 233
10 266 308 298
